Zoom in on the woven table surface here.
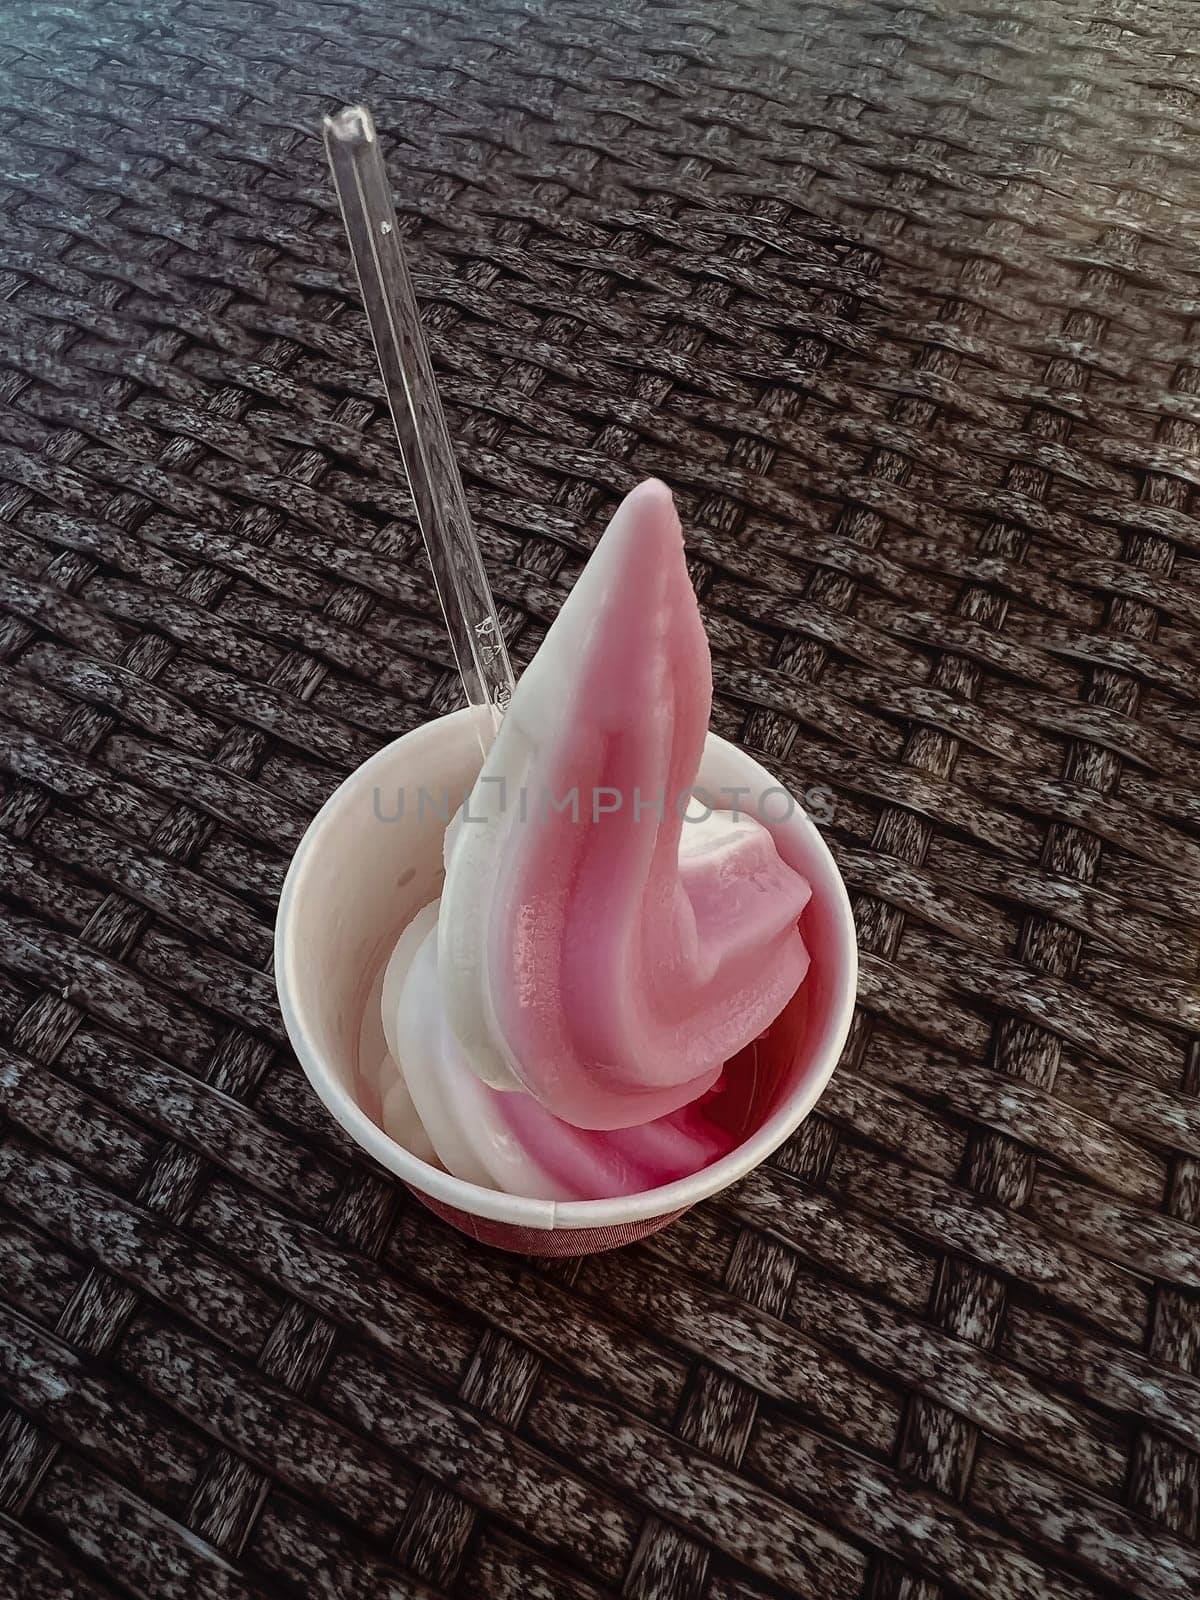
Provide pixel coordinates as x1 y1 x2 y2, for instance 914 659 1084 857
1 1 1199 1597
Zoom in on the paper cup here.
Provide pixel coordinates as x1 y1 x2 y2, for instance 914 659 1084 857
274 706 857 1255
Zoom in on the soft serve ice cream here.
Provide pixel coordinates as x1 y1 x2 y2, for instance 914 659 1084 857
361 479 813 1200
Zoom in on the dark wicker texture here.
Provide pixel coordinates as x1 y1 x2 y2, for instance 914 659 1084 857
0 1 1198 1597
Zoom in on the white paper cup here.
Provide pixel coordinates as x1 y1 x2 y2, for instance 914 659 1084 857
274 706 857 1255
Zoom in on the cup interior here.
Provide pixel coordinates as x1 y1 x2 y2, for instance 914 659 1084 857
275 707 857 1235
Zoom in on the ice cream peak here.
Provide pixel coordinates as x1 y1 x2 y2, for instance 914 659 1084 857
390 478 813 1149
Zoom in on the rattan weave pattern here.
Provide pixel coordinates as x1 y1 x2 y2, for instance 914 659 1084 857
0 0 1198 1596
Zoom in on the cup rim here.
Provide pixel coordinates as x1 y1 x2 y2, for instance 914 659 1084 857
275 707 858 1230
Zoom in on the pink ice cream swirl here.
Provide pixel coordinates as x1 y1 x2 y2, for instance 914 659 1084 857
371 479 812 1199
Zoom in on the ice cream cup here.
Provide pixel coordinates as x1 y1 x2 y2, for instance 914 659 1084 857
275 706 857 1255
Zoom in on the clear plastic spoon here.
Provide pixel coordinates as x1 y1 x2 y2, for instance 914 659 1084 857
323 104 515 742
